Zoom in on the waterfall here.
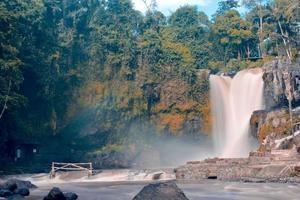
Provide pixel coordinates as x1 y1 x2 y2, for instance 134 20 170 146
210 68 264 158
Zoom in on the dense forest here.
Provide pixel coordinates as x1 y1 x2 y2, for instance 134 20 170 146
0 0 299 170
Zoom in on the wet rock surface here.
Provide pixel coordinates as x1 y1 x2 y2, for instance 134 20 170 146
44 187 78 200
0 189 13 197
44 187 66 200
63 192 78 200
133 181 189 200
14 188 30 196
3 179 37 189
0 179 36 199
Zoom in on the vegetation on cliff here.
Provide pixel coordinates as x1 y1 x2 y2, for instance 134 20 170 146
0 0 299 168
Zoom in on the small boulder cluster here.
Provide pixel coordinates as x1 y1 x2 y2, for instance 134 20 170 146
0 179 37 200
44 187 78 200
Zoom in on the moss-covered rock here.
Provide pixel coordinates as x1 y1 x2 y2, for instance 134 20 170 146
250 108 300 152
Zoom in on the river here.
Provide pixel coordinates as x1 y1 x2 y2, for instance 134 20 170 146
2 170 300 200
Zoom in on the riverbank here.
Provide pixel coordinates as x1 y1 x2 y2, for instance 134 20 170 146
176 147 300 184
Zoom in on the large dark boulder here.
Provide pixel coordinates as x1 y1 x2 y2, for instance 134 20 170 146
44 187 66 200
4 179 37 190
0 189 13 197
133 181 189 200
4 182 17 192
14 188 30 196
64 192 78 200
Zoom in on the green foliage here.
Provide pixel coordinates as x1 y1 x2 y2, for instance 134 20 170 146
214 0 239 18
211 10 256 64
0 0 299 165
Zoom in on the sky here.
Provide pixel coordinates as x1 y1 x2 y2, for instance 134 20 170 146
132 0 245 18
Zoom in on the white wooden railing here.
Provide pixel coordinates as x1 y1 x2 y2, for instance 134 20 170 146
50 162 93 178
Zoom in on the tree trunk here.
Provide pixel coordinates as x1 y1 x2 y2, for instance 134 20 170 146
0 80 12 121
259 3 264 58
278 20 292 60
247 45 251 59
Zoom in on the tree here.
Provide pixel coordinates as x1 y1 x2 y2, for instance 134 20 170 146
168 6 212 69
0 0 44 121
267 0 300 60
243 0 269 57
211 10 255 62
141 0 157 13
214 0 239 18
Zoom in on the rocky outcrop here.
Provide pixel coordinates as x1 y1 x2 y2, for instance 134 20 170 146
249 60 300 152
14 188 29 196
64 192 78 200
2 179 37 190
176 151 300 183
44 187 66 200
250 107 300 152
0 189 13 198
262 60 300 110
133 181 189 200
44 187 78 200
0 179 36 199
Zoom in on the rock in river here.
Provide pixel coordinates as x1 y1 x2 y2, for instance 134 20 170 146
44 187 66 200
44 187 78 200
64 192 78 200
133 181 189 200
14 188 30 196
4 179 37 190
0 189 13 197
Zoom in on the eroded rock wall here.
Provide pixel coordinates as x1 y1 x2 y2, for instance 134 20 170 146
263 60 300 110
250 60 300 152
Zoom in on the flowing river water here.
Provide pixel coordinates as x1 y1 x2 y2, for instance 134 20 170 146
26 181 300 200
2 170 300 200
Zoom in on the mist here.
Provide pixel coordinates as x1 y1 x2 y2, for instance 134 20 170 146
124 121 215 168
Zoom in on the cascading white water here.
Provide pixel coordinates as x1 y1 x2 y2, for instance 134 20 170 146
210 68 264 158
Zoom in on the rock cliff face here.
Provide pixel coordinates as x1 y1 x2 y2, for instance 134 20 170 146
59 69 212 168
250 108 297 152
250 60 300 152
262 60 300 110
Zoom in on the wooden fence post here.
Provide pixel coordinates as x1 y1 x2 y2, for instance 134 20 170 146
50 162 55 178
88 162 93 177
